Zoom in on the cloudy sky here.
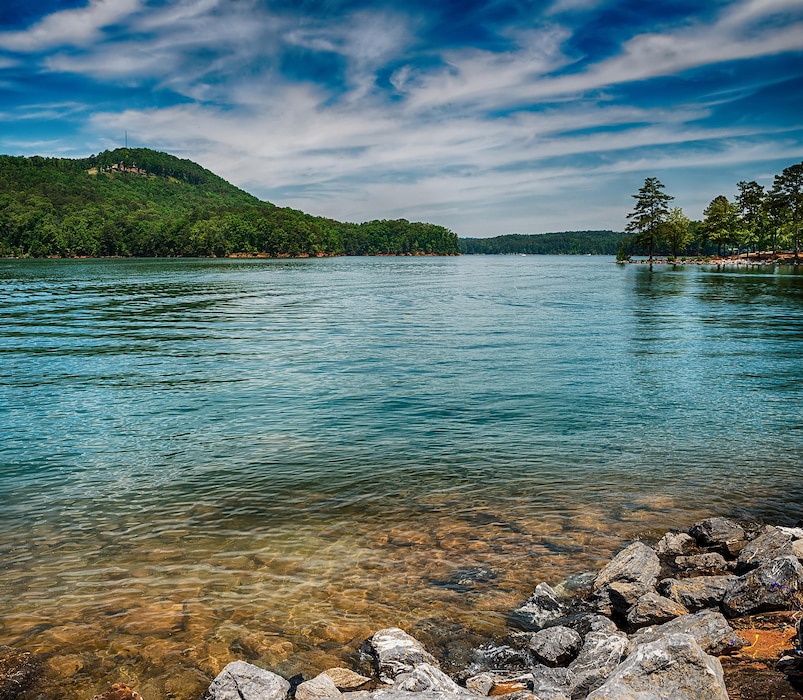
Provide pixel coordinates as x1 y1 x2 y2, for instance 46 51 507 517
1 0 801 236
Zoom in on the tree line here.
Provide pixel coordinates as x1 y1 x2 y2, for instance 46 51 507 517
623 161 803 261
0 149 459 258
460 231 622 255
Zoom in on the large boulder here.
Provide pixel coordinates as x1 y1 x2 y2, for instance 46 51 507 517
361 628 437 684
723 555 803 616
658 575 736 611
735 526 794 572
630 610 746 656
592 542 660 615
203 661 290 700
528 626 582 667
592 542 661 592
567 631 629 699
625 592 688 628
688 518 746 556
511 582 565 631
586 633 728 700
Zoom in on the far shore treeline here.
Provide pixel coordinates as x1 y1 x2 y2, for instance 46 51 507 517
0 148 459 258
2 149 801 259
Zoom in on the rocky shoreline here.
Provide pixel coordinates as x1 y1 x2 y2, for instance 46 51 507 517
4 518 803 700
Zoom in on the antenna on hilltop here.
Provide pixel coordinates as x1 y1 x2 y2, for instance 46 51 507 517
125 130 128 149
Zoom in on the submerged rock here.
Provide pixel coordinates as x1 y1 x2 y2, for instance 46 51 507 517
92 684 142 700
586 633 728 700
0 646 42 700
203 661 291 700
361 628 437 684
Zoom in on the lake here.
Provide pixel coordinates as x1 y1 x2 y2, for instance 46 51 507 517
1 255 801 698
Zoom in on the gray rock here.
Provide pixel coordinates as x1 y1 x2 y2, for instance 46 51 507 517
625 592 688 628
530 666 573 700
675 552 729 571
586 633 728 700
630 610 746 656
567 631 628 699
528 626 582 667
656 531 695 557
323 669 372 692
592 542 660 593
736 526 794 572
557 613 618 638
296 673 342 700
365 692 472 700
361 628 437 683
723 555 803 617
203 661 290 700
512 582 564 631
394 664 466 695
689 518 746 555
465 672 533 697
778 526 803 540
596 581 653 618
459 644 531 681
658 575 736 611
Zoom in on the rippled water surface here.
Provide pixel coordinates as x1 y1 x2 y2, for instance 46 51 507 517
1 256 802 698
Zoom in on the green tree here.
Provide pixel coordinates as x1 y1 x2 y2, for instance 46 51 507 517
702 195 737 257
736 180 765 257
625 177 673 261
771 161 803 258
662 206 692 257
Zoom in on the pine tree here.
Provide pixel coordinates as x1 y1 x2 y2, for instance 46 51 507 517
625 177 673 261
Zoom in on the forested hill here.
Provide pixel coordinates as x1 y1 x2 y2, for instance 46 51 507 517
460 230 622 255
0 148 459 257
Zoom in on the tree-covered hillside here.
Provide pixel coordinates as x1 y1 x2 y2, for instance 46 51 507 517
460 230 623 255
0 148 459 257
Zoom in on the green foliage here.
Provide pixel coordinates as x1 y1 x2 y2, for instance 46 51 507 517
460 230 622 255
771 162 803 256
661 206 692 257
0 149 459 258
625 177 673 261
702 195 738 257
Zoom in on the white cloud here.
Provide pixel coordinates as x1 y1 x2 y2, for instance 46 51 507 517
0 0 143 52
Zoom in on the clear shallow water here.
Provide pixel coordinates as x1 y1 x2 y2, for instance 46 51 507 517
1 256 802 698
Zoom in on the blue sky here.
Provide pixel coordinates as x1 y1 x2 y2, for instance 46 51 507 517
1 0 801 236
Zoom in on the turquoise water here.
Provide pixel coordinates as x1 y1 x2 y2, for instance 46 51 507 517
1 256 802 697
